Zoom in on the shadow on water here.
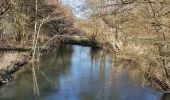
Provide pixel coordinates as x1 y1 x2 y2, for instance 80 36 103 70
0 44 169 100
161 93 170 100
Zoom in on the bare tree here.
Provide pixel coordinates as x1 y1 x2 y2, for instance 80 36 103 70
140 0 169 77
81 0 137 51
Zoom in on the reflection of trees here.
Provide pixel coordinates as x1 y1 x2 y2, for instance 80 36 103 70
90 47 101 78
0 44 73 100
111 57 142 81
161 93 170 100
0 46 162 100
41 44 73 67
98 51 105 99
34 44 73 96
90 47 101 64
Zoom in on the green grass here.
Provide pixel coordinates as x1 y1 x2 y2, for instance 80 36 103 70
124 37 170 47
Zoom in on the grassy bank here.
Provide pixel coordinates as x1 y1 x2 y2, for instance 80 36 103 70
124 37 170 49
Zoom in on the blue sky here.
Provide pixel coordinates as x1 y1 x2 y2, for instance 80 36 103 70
62 0 84 18
62 0 82 7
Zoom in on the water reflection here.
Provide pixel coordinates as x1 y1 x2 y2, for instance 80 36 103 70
161 93 170 100
0 45 166 100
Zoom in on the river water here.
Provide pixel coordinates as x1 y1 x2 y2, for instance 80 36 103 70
0 45 168 100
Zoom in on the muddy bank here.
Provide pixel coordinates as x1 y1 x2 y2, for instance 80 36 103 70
0 52 29 86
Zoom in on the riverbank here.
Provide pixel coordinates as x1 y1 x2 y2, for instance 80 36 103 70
0 36 170 93
117 43 170 93
0 52 29 87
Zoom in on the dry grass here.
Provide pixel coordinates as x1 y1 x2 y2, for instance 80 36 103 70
0 52 26 70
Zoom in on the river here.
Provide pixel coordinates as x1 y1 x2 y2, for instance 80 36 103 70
0 45 169 100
